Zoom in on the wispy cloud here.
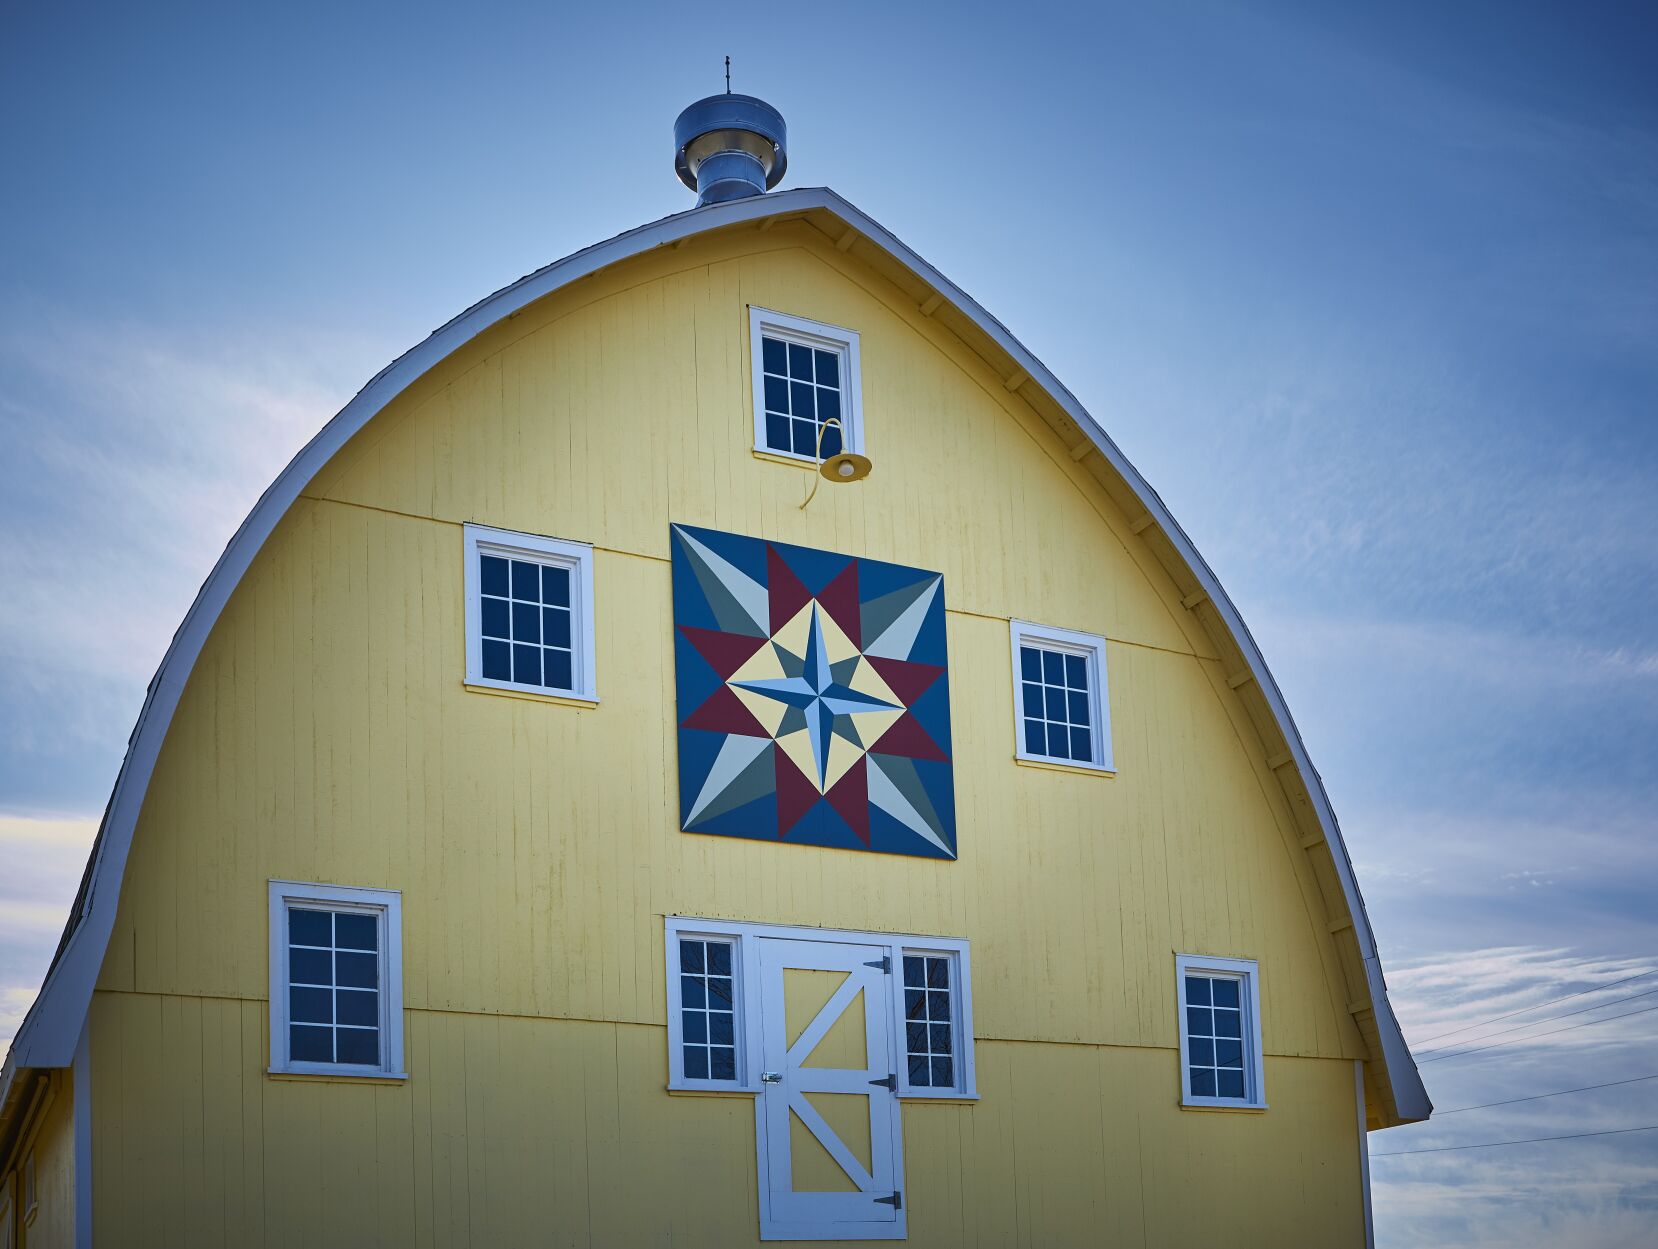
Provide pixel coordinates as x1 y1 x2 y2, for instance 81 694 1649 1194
0 815 97 1063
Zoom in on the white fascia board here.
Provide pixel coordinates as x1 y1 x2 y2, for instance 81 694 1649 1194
1 185 1428 1124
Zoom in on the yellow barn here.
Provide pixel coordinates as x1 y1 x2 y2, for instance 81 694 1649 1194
0 95 1429 1248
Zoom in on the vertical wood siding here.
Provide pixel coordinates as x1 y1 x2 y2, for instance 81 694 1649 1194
90 223 1366 1245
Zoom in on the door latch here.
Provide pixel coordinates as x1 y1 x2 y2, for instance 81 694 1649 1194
760 1071 783 1083
869 1073 897 1090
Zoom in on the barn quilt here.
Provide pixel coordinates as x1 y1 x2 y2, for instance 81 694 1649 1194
671 523 956 859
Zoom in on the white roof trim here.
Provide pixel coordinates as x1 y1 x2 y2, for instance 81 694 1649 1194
1 187 1428 1123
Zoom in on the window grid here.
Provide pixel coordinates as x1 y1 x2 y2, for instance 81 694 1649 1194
287 906 381 1067
479 553 575 693
1019 643 1095 764
903 954 955 1089
1184 973 1247 1099
678 937 738 1082
760 334 844 460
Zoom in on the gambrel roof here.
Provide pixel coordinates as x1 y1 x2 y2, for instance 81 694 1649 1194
1 187 1430 1128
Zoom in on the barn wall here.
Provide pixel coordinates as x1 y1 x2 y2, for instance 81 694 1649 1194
90 223 1367 1245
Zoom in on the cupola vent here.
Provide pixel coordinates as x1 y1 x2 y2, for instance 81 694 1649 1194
673 93 787 206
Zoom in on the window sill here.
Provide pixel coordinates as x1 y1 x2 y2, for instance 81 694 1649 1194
666 1084 758 1098
751 447 821 471
1179 1099 1268 1113
268 1067 409 1085
1014 754 1116 778
898 1091 979 1104
464 681 600 709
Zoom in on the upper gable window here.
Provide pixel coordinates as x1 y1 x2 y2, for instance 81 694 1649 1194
1176 954 1266 1109
749 307 863 462
1010 620 1114 772
268 880 406 1078
464 523 597 702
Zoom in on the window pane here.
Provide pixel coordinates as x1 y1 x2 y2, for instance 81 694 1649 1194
481 596 510 639
482 639 511 681
928 992 950 1022
706 943 731 976
791 419 817 457
903 956 924 988
927 958 949 989
1045 687 1067 720
336 1027 379 1066
543 649 573 691
709 1012 734 1045
906 1021 927 1052
710 1047 737 1080
814 349 839 387
909 1054 931 1086
1217 1069 1246 1099
1024 720 1046 756
1212 978 1240 1009
1047 730 1070 760
1065 653 1087 688
1020 646 1042 681
764 374 790 413
1215 1009 1242 1039
787 342 812 379
1185 976 1211 1005
1070 728 1092 762
1188 1037 1214 1067
685 1047 708 1079
337 988 378 1027
336 951 379 989
906 988 926 1019
707 976 733 1007
683 1010 708 1043
289 909 332 947
1022 682 1043 717
480 555 509 597
679 940 704 973
511 560 540 600
290 986 332 1024
1042 650 1064 682
544 607 572 648
930 1023 952 1055
1186 1006 1211 1037
790 381 815 420
1190 1068 1217 1097
290 1024 332 1063
512 644 540 686
334 913 377 951
681 976 706 1008
542 565 570 607
290 948 332 985
1215 1038 1243 1068
1067 690 1090 723
762 336 787 375
931 1057 953 1088
817 386 841 425
512 601 540 643
765 412 790 451
819 420 842 458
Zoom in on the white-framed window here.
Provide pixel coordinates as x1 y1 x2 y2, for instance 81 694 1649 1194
663 917 977 1099
749 306 863 463
464 523 597 702
1010 619 1114 771
1175 954 1266 1109
268 880 406 1079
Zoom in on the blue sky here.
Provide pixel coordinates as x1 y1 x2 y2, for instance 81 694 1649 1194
2 2 1655 1243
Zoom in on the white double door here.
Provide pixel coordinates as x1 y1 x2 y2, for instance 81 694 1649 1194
754 935 905 1241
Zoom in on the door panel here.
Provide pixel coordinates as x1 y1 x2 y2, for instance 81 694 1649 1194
757 937 905 1241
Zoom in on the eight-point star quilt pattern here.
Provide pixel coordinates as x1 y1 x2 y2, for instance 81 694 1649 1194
671 523 956 859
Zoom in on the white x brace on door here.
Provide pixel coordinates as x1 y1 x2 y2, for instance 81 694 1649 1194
755 935 906 1241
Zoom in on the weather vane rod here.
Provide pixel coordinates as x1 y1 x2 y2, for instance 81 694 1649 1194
725 55 731 93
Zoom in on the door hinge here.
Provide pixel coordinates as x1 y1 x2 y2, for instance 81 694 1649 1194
869 1073 896 1090
875 1190 902 1210
864 956 891 972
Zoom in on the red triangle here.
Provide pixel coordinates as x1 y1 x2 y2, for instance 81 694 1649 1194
816 562 861 647
775 751 821 839
865 656 944 709
826 756 870 846
869 711 950 763
679 626 769 680
682 685 771 738
767 546 813 635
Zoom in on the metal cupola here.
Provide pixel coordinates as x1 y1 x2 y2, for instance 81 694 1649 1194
673 92 787 206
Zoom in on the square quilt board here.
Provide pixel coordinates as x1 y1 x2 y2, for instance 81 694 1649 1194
671 523 956 859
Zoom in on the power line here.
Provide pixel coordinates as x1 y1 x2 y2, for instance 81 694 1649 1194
1411 969 1657 1047
1434 1072 1658 1115
1371 1123 1658 1157
1420 1001 1658 1064
1415 987 1658 1058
